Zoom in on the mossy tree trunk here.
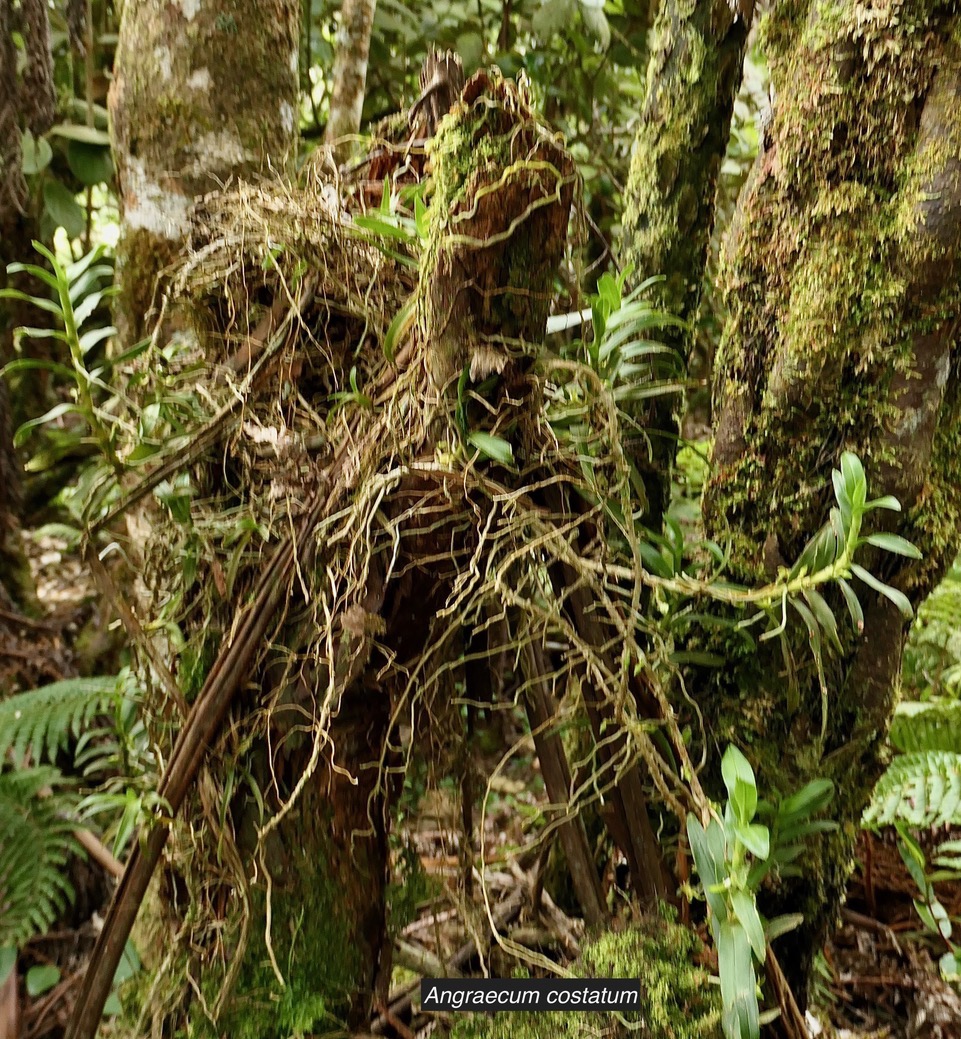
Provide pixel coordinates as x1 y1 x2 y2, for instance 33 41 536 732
620 0 753 530
702 0 961 1003
108 0 300 342
0 0 57 615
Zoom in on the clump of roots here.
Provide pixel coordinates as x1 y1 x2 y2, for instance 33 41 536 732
111 71 700 1036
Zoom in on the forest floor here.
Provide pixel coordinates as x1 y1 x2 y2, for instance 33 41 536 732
7 527 961 1039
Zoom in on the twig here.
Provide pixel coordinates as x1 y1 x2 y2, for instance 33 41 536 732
72 826 124 880
370 887 526 1034
0 606 56 632
764 945 809 1039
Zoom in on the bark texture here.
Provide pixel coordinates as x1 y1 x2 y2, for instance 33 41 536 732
325 0 376 162
20 0 57 135
0 0 46 612
702 0 961 1001
108 0 300 341
620 0 753 529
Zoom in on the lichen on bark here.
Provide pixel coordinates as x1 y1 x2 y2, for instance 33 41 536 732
109 0 300 341
325 0 376 162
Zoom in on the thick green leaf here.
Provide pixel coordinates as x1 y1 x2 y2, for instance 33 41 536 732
43 180 86 239
734 822 770 861
764 913 804 942
838 578 864 634
74 290 107 327
8 325 69 343
722 745 757 824
6 261 60 293
48 122 111 146
69 264 113 305
802 588 842 654
863 532 922 559
26 964 61 996
532 0 575 37
851 564 913 618
717 921 759 1039
730 889 765 961
14 402 81 447
1 357 77 382
0 286 63 316
865 494 901 512
20 129 53 174
840 451 866 507
382 297 415 363
65 245 108 284
790 523 838 580
778 778 834 822
468 431 514 466
78 325 116 354
67 140 114 186
687 816 728 920
456 30 484 70
580 4 610 48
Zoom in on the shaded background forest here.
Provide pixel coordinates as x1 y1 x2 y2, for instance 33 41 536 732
2 3 961 1039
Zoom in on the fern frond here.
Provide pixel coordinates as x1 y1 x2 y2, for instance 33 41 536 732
890 700 961 754
0 675 121 766
0 767 81 947
864 751 961 829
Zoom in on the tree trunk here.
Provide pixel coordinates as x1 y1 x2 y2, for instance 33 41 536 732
108 0 300 342
703 0 961 1003
0 0 52 614
620 0 752 530
324 0 376 163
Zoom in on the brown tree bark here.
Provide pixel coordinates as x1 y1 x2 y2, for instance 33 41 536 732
0 0 52 613
68 65 583 1039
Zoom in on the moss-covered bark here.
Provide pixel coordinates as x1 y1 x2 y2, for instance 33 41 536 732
620 0 752 527
109 0 300 341
701 0 961 1001
420 69 576 390
0 0 41 615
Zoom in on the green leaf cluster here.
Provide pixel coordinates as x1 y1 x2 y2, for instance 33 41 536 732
687 746 836 1039
1 242 134 520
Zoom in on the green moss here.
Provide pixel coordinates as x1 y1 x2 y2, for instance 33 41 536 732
622 0 747 328
419 72 573 386
697 0 961 999
119 800 377 1039
188 844 363 1039
449 909 721 1039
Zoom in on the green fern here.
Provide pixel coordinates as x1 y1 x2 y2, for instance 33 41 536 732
0 767 82 947
902 559 961 697
890 700 961 754
864 751 961 829
0 675 122 766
